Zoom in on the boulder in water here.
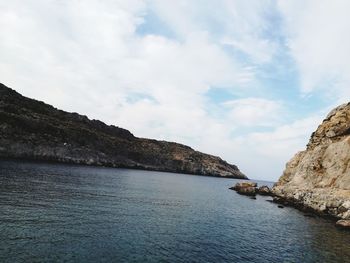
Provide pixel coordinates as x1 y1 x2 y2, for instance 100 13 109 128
257 185 271 196
230 181 257 196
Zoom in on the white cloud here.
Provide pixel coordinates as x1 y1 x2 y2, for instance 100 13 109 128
150 0 278 63
223 98 283 127
215 115 324 182
221 37 277 64
278 0 350 100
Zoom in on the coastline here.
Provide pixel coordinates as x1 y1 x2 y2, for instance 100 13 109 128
230 180 350 227
0 83 247 180
0 156 248 179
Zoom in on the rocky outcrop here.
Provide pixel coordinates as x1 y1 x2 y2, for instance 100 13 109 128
230 182 257 196
229 182 272 197
0 83 247 179
272 103 350 220
257 185 271 196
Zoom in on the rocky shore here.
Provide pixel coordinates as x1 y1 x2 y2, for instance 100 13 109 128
230 180 350 227
0 83 247 179
272 103 350 227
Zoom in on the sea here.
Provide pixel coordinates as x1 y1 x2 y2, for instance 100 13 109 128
1 160 349 263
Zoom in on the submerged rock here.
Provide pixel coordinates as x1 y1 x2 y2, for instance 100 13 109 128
304 214 316 218
272 103 350 220
0 83 247 179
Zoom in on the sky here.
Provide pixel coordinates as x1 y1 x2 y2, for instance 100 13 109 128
1 0 349 181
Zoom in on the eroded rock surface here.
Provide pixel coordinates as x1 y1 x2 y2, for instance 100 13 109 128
0 83 247 179
272 103 350 219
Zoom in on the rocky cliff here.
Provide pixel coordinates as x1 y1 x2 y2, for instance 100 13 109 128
273 103 350 219
0 83 246 179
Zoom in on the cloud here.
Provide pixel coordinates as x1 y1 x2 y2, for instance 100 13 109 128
223 98 283 126
219 115 324 181
278 0 350 100
0 0 250 115
0 0 339 181
150 0 279 63
221 37 278 64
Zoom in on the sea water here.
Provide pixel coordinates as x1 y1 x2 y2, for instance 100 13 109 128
1 160 349 262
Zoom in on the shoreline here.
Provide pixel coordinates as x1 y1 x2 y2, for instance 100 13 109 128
230 181 350 228
0 156 248 180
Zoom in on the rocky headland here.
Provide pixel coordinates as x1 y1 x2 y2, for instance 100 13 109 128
0 83 246 179
272 103 350 226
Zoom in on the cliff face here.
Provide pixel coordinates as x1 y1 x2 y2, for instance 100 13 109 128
0 83 246 179
273 103 350 219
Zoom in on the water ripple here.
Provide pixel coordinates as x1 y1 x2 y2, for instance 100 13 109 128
0 160 349 263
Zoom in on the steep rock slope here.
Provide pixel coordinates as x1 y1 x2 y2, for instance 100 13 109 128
0 83 246 179
273 103 350 219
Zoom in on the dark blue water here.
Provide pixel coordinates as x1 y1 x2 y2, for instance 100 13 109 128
0 160 350 263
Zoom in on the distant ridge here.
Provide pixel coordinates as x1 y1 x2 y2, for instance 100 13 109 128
0 83 247 179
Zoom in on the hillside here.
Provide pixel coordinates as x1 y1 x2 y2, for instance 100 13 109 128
0 83 246 179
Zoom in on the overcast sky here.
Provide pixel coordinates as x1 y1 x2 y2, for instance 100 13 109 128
1 0 349 181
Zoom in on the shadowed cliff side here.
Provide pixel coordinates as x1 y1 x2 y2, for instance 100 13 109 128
0 83 246 179
273 103 350 220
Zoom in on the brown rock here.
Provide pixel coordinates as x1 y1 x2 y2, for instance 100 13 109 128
336 220 350 228
230 181 257 196
257 185 271 196
272 103 350 219
230 181 257 190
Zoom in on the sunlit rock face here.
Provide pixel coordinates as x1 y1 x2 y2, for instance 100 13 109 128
273 103 350 219
0 83 246 179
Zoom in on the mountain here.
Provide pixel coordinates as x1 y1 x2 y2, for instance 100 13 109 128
272 103 350 220
0 83 246 179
